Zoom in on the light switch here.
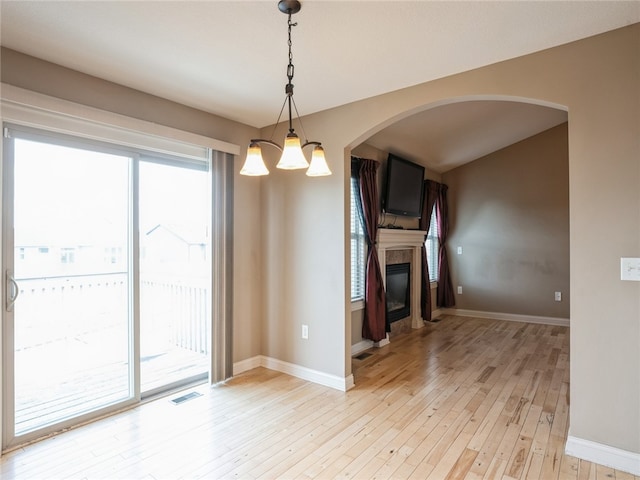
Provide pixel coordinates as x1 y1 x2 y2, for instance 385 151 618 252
621 258 640 281
457 246 463 255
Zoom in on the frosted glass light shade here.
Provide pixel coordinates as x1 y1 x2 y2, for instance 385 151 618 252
276 133 309 170
240 143 269 176
306 145 331 176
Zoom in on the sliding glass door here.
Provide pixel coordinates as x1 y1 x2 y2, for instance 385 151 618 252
139 160 211 395
3 127 212 448
5 136 133 441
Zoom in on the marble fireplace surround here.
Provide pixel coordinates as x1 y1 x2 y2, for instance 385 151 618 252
377 228 428 332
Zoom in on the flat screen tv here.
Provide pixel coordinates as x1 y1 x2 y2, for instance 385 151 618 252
383 154 425 218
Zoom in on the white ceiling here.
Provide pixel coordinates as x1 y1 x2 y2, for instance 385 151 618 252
1 1 638 171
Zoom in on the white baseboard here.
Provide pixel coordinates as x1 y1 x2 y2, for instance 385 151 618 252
565 435 640 476
351 339 374 356
233 355 262 376
440 308 569 327
233 355 355 392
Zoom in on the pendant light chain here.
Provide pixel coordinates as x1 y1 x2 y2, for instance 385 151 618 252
287 15 296 79
285 13 297 135
239 0 331 177
285 13 308 143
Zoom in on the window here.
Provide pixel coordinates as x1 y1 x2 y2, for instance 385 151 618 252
104 246 123 265
425 206 439 282
60 248 75 264
350 176 366 301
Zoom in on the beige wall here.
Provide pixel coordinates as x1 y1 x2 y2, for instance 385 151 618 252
443 123 570 318
0 48 264 364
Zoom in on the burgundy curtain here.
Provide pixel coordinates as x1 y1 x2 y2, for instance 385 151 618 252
354 157 387 342
419 180 439 321
436 184 456 307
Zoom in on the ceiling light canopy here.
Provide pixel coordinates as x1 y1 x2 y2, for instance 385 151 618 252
239 0 331 177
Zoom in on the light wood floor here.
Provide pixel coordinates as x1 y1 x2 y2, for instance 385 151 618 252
1 315 637 479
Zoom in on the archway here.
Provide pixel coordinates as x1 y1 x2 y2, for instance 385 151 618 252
347 96 569 366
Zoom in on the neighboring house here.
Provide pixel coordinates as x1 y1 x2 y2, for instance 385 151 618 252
143 224 207 265
12 222 206 278
15 243 125 278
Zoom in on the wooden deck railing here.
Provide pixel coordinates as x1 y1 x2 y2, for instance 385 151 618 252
140 275 210 354
14 272 210 354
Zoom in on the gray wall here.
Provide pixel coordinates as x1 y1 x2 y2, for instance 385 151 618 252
443 123 569 318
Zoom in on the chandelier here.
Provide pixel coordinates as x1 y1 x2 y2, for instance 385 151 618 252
240 0 331 177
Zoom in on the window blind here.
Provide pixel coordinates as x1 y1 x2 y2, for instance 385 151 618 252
350 176 366 301
426 206 439 282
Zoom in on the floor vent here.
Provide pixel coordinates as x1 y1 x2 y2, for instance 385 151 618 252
354 352 372 360
430 317 442 323
170 391 202 405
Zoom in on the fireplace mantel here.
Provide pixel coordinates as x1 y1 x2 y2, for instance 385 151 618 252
377 228 427 332
377 228 428 249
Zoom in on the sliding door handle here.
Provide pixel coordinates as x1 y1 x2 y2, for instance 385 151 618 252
6 271 19 312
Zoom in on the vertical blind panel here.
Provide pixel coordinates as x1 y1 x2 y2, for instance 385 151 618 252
350 177 366 301
426 206 439 282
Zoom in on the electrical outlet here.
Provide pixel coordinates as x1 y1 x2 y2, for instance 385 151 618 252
301 324 309 339
457 286 463 294
457 246 463 255
621 257 640 281
555 291 562 302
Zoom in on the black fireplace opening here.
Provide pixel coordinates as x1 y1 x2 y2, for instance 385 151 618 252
386 262 410 323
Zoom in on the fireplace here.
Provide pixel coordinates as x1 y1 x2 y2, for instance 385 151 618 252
386 263 410 323
376 228 427 338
